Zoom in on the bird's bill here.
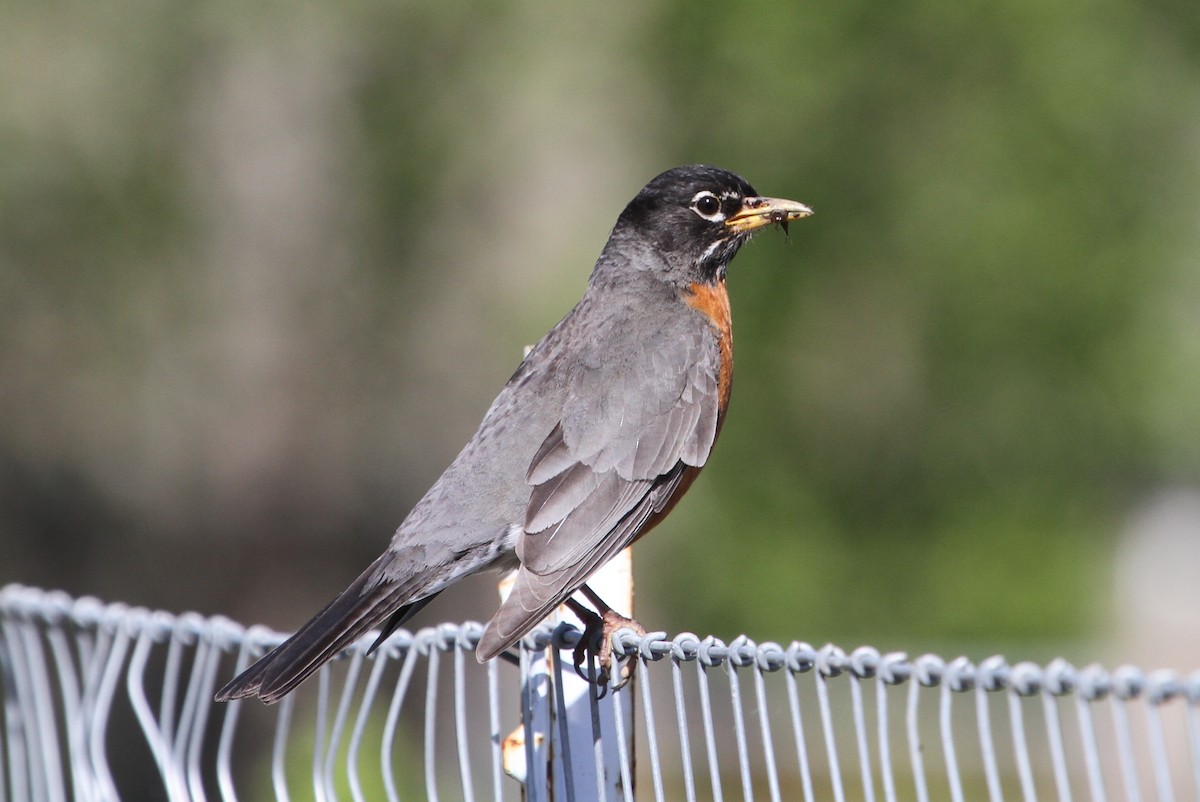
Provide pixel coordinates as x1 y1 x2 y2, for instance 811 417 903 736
725 196 813 234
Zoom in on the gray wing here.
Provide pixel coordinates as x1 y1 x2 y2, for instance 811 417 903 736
475 323 723 660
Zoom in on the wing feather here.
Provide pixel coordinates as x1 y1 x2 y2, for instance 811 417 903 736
477 467 686 660
475 318 726 661
525 423 575 485
520 471 653 573
525 459 602 534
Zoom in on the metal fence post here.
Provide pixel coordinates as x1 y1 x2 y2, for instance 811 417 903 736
501 549 634 800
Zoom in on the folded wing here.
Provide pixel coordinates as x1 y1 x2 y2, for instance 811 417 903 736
476 324 724 660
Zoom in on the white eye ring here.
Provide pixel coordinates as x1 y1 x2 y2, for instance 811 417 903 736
690 191 725 221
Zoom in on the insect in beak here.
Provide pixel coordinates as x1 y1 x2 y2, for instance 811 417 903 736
771 209 791 239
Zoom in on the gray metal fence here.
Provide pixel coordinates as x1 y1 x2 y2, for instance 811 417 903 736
2 583 1199 801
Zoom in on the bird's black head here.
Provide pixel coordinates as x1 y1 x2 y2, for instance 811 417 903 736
611 164 812 285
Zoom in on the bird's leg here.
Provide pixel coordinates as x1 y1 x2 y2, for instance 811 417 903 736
563 597 604 684
564 585 645 693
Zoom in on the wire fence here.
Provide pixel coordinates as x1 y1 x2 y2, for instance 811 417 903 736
2 582 1199 801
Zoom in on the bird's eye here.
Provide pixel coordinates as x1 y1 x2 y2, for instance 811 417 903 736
691 191 724 220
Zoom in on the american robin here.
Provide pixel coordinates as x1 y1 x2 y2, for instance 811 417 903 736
215 164 811 703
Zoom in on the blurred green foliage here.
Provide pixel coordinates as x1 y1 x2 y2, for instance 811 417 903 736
1 0 1197 669
634 0 1200 648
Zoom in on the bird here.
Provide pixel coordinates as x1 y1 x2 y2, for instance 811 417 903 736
215 164 811 703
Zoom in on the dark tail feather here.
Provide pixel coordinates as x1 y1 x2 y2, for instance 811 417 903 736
368 592 440 653
215 562 429 705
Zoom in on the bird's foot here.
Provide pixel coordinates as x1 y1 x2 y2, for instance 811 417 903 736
568 604 645 696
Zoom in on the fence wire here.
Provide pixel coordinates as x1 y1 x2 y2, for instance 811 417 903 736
2 582 1199 801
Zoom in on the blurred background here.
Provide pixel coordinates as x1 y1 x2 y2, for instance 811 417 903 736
2 0 1198 674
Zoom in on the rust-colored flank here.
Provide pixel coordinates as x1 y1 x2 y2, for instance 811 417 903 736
685 280 734 410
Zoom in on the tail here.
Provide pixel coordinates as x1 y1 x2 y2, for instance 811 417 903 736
215 556 436 704
475 564 585 662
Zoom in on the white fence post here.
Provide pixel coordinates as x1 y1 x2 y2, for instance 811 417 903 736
500 548 634 800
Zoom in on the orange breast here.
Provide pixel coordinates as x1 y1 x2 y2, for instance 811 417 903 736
684 280 734 410
630 282 734 548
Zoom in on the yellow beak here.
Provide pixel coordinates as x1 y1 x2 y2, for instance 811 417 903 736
725 196 813 234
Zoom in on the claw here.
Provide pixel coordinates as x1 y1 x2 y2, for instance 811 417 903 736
572 635 594 683
563 586 646 694
570 611 612 695
564 597 644 696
